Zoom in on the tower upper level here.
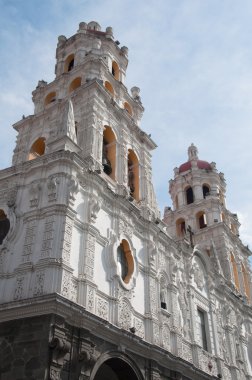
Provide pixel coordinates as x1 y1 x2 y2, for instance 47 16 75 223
163 144 240 238
11 22 159 216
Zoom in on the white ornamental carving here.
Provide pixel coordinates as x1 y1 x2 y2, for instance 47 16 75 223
14 276 25 300
87 287 95 312
119 219 133 238
162 325 170 350
33 271 45 296
96 297 109 320
23 221 36 262
119 299 131 330
41 217 54 257
153 323 160 345
62 271 71 298
134 317 145 339
47 176 59 202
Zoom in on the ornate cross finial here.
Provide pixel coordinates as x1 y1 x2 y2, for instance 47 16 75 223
188 143 198 161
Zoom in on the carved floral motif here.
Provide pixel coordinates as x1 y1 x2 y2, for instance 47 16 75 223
119 299 131 330
96 297 109 320
33 271 45 296
14 276 25 300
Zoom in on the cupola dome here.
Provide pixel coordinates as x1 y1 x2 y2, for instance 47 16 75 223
178 144 212 173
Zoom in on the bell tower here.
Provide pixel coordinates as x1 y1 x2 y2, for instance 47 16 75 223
163 144 251 301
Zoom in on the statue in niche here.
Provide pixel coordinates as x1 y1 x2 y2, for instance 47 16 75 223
192 261 204 290
128 159 135 195
102 138 112 175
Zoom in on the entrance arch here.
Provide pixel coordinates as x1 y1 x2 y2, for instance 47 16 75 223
91 355 142 380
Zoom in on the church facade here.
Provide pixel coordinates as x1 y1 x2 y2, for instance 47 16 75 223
0 21 252 380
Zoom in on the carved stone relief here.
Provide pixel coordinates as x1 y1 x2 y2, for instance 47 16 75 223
14 276 25 300
96 297 109 320
87 286 95 312
118 299 131 330
88 197 102 223
22 220 36 262
85 234 96 279
29 181 41 208
61 271 71 298
33 271 45 296
47 176 59 202
134 317 145 339
62 217 73 263
41 217 54 258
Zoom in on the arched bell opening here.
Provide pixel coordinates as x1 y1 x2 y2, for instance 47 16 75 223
64 54 75 72
124 102 132 116
28 137 46 160
93 357 140 380
44 91 56 106
176 218 186 237
69 77 81 93
104 81 114 98
202 184 210 198
196 211 207 229
102 126 116 180
185 186 194 205
112 61 119 80
0 209 10 245
128 149 139 201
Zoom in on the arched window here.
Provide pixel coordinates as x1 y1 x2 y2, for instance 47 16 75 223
124 102 132 116
44 91 56 106
0 209 10 245
28 137 45 160
93 358 139 380
117 239 134 284
64 54 75 72
196 211 207 229
160 279 168 310
104 81 114 98
176 218 186 237
102 126 116 180
242 263 250 298
185 186 194 204
69 77 81 93
128 149 139 201
112 61 119 80
202 184 210 198
230 253 240 290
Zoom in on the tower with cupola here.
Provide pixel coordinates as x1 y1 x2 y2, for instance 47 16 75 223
164 144 252 379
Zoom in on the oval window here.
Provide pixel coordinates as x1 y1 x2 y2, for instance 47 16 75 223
117 239 134 284
0 209 10 245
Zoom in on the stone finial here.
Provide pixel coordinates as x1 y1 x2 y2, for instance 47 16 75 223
106 26 114 39
121 46 128 57
57 35 67 47
131 86 140 100
188 143 198 161
87 21 101 31
78 22 87 32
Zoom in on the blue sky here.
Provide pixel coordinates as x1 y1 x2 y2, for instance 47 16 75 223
0 0 252 247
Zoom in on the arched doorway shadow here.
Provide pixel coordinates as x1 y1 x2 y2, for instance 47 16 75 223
91 352 143 380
